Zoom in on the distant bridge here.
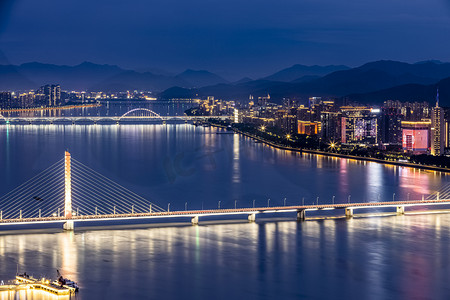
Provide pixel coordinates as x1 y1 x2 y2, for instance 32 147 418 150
1 152 450 231
0 108 231 124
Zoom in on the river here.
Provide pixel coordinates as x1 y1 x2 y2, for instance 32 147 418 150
0 104 450 299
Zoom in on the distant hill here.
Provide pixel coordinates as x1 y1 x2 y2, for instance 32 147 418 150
0 65 35 90
175 69 229 87
160 60 450 103
0 62 230 92
262 64 349 82
91 71 189 92
345 76 450 106
4 60 450 103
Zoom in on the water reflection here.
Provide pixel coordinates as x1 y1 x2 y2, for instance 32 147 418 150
0 215 450 299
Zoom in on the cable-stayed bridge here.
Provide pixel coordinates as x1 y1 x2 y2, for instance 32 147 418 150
2 151 450 231
0 108 231 124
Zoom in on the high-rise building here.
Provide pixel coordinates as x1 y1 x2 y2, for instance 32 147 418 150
320 111 341 141
380 107 402 145
431 89 445 155
0 92 12 109
37 84 61 106
401 121 430 154
340 106 380 145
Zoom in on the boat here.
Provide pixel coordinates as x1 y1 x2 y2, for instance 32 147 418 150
0 271 79 296
53 270 79 292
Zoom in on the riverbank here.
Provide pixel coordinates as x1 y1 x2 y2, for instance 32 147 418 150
0 103 101 113
210 123 450 173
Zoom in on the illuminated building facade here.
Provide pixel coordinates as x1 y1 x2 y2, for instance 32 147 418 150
401 121 430 154
298 121 321 135
37 84 61 106
431 90 445 155
341 106 380 144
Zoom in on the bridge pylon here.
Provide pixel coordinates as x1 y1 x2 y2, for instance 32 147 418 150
63 151 74 230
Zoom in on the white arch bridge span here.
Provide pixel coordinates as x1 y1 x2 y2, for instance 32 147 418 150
0 108 231 124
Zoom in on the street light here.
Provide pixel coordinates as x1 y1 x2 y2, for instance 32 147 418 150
283 197 286 206
393 193 395 202
348 195 351 204
253 199 255 208
268 198 270 207
235 200 237 209
168 203 170 212
332 196 335 205
218 201 221 209
185 202 188 211
316 197 319 205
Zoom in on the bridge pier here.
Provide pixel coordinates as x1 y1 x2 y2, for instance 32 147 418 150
248 213 256 222
63 220 74 231
191 216 199 225
397 206 405 215
297 210 306 221
345 208 354 218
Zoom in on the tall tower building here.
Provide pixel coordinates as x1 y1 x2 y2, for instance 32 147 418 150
431 89 445 155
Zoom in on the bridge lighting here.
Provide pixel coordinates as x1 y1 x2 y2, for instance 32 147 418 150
286 134 291 140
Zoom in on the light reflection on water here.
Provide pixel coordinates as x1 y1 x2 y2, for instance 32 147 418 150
1 215 450 299
1 123 450 298
1 124 448 211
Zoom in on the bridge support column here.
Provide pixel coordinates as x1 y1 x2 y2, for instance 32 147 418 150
191 216 199 225
397 206 405 215
63 220 74 231
248 213 256 222
64 151 72 218
345 208 354 218
297 210 306 221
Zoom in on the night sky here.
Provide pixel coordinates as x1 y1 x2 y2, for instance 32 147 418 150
1 0 450 79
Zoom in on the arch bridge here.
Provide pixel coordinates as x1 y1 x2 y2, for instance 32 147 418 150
119 108 163 120
0 107 232 124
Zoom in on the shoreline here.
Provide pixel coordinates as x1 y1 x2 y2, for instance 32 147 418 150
0 103 101 114
210 123 450 173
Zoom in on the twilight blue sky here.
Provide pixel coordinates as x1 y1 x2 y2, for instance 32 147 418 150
1 0 450 79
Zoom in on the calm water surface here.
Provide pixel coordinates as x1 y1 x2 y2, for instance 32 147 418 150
1 116 450 299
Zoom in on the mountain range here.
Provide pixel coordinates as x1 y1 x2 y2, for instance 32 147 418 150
0 62 230 92
160 60 450 106
2 60 450 106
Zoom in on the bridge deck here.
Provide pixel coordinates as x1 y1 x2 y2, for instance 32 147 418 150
1 199 448 225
